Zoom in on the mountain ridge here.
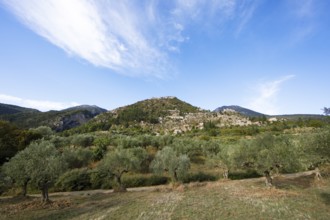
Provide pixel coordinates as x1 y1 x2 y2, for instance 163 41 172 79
1 98 327 133
213 105 266 117
0 103 106 131
0 103 40 115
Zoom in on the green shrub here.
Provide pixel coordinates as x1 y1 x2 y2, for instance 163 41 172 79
122 174 169 188
71 134 94 147
228 170 261 180
183 172 217 183
62 148 93 169
55 168 91 191
89 171 112 189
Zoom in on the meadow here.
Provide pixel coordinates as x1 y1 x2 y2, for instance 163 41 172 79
1 172 329 220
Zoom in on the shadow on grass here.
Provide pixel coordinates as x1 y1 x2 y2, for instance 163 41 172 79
273 175 314 189
0 193 124 220
320 192 330 205
35 193 121 220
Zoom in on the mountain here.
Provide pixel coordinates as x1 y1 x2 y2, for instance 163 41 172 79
93 96 203 125
213 105 266 117
0 104 107 131
73 97 259 134
0 103 39 115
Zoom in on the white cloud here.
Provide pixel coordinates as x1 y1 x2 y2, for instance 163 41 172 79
2 0 259 78
0 94 79 111
247 75 295 115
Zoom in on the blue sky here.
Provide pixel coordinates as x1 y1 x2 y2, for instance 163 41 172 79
0 0 329 114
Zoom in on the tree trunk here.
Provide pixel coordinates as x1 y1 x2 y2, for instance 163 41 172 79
173 170 179 182
314 167 322 181
41 184 50 203
223 168 229 179
21 179 29 197
264 170 273 187
114 175 126 192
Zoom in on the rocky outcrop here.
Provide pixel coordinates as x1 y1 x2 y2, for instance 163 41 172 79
141 109 261 135
51 106 107 131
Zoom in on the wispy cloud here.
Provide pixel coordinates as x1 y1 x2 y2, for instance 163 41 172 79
0 94 79 111
288 0 321 43
2 0 259 78
235 0 260 35
247 75 295 115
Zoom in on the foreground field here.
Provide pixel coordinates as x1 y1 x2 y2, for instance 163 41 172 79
1 173 329 220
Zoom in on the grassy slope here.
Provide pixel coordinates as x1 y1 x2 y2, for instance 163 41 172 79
1 174 329 220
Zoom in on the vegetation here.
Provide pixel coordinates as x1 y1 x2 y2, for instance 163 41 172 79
0 103 106 131
97 147 148 191
1 98 330 219
2 141 67 202
0 120 41 165
0 103 39 115
68 97 202 134
151 146 190 182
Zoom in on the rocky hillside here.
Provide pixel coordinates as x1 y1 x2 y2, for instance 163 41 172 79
75 97 259 135
0 103 106 131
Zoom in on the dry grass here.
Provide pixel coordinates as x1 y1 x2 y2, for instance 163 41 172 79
0 174 329 220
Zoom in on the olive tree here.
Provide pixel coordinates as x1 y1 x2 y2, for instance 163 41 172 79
0 171 12 195
150 146 190 183
97 147 148 192
300 128 330 171
206 148 232 179
233 133 303 187
27 141 67 202
2 149 31 196
4 140 67 201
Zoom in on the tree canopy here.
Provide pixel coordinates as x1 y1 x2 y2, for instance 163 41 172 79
150 146 190 182
97 147 148 191
3 140 67 201
323 107 330 116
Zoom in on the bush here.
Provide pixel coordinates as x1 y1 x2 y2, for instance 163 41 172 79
0 172 12 195
183 172 217 183
55 168 91 191
122 174 169 188
71 134 94 147
89 170 112 189
62 148 93 169
228 170 261 180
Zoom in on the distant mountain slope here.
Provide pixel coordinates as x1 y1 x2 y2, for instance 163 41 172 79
0 104 107 131
213 105 266 117
0 103 39 115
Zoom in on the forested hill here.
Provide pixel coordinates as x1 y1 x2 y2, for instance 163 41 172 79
111 96 203 120
0 103 39 115
68 96 206 133
0 103 106 131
